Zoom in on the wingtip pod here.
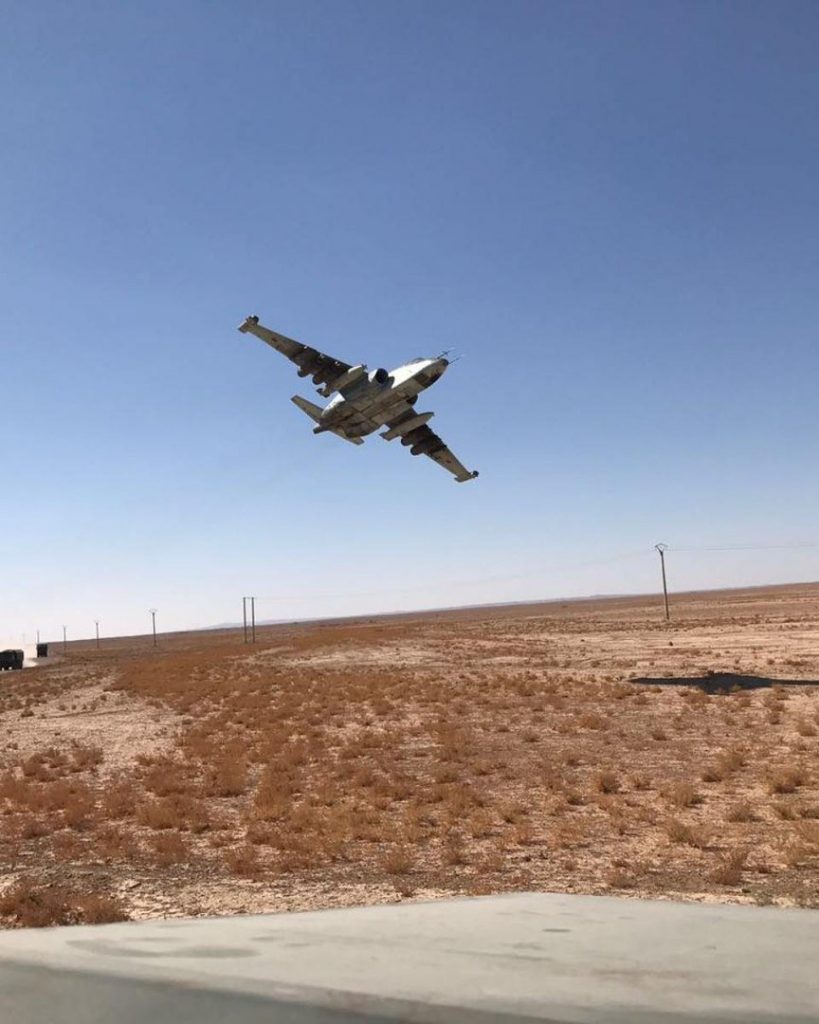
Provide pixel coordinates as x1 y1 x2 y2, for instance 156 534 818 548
456 470 479 483
238 314 259 333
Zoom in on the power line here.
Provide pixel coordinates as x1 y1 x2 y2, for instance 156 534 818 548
672 542 819 552
252 549 652 603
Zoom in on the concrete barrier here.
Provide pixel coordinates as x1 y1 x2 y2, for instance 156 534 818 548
0 892 816 1022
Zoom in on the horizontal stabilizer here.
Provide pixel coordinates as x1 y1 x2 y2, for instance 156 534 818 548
291 395 323 423
293 395 365 446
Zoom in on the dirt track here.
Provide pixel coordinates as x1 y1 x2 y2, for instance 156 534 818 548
1 582 818 926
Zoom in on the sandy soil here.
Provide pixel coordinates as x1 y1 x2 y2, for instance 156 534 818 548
1 582 817 926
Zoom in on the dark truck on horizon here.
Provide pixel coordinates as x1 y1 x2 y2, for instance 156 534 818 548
0 649 24 671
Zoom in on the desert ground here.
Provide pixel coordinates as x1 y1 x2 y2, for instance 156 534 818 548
1 583 818 927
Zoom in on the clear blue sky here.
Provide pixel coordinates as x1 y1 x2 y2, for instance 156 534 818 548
3 1 818 644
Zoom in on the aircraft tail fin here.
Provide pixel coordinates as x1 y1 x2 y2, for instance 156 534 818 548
291 395 324 423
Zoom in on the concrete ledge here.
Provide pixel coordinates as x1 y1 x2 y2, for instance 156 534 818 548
0 893 817 1022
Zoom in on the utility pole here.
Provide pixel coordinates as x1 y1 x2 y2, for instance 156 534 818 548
62 625 67 654
251 596 256 644
655 543 670 621
149 608 157 647
95 620 100 650
242 597 248 643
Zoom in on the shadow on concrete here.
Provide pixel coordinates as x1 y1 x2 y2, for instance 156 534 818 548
631 672 819 694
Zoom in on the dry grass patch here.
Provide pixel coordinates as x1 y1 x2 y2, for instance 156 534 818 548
0 879 128 928
767 767 808 795
662 781 701 808
710 847 750 886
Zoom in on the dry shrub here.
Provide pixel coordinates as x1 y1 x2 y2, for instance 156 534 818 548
246 821 276 846
771 801 799 821
150 831 189 867
383 845 413 875
392 876 416 898
511 822 536 846
20 748 71 781
52 832 84 861
578 713 605 731
767 767 807 795
0 879 128 928
80 893 129 924
253 783 290 823
662 781 701 808
137 799 177 830
702 747 745 783
224 844 262 878
70 744 104 772
467 810 494 839
443 835 468 866
726 801 754 823
102 780 138 820
96 825 139 863
710 847 749 886
781 842 813 869
479 847 506 873
498 800 527 823
202 757 249 798
0 772 31 808
20 818 50 840
0 883 77 927
141 757 198 798
595 771 620 794
605 866 636 889
665 819 708 847
550 820 586 849
63 789 97 831
137 795 209 833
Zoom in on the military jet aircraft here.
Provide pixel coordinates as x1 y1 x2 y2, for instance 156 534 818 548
238 316 479 482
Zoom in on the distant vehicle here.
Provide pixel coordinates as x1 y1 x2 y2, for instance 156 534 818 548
238 315 479 483
36 643 48 658
0 650 24 671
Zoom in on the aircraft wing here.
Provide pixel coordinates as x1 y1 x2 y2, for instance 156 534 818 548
381 408 478 483
238 315 353 391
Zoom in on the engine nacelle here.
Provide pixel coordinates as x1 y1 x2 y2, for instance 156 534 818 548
373 367 391 385
318 364 366 398
411 436 443 456
296 355 323 378
401 426 428 447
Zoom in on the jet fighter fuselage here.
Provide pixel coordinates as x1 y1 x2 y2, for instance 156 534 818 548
317 358 449 438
